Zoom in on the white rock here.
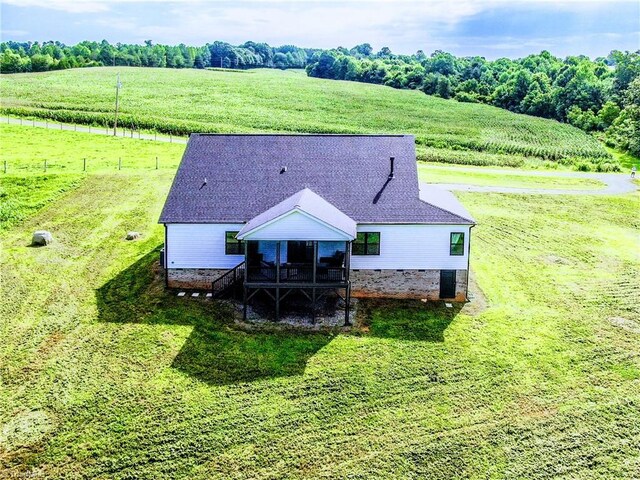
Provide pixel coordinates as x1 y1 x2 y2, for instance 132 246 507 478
32 230 53 246
126 231 141 241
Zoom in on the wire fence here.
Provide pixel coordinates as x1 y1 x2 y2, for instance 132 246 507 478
2 115 188 144
1 156 180 174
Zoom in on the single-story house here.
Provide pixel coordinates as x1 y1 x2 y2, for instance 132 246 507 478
159 134 475 323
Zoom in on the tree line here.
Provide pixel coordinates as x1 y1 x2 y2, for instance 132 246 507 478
306 46 640 156
1 39 638 156
0 40 312 73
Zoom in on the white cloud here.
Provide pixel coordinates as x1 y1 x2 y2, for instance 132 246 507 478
4 0 636 57
2 0 110 13
7 0 632 16
101 1 489 50
1 29 29 37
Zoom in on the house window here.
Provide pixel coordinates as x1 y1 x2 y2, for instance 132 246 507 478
352 232 380 255
450 232 464 256
225 231 244 255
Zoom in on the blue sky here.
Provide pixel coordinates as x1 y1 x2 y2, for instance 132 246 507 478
1 0 639 59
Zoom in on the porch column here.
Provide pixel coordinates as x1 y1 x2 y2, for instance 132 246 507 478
276 241 281 284
243 240 248 320
345 241 351 281
312 241 318 284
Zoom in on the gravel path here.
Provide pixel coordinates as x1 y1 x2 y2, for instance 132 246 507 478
422 167 637 195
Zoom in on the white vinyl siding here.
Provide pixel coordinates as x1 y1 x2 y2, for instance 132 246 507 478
166 223 244 269
167 223 470 270
241 211 351 241
350 224 470 270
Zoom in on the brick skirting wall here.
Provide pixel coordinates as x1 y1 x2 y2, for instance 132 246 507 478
168 267 468 301
350 269 468 301
167 268 231 289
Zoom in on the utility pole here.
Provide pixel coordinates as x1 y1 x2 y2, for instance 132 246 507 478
113 73 122 136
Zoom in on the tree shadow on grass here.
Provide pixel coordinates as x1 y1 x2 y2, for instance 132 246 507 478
95 247 335 386
356 298 462 342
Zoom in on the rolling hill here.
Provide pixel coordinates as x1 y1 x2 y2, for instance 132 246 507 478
0 67 612 169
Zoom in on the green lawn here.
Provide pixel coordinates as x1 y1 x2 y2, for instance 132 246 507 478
0 67 612 168
606 146 640 170
1 156 639 477
418 163 607 190
0 124 183 173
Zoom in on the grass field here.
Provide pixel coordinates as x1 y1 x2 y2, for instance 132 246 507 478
418 163 607 190
1 127 639 478
0 67 613 169
0 124 183 173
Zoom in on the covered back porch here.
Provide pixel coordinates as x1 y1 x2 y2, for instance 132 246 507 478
236 188 357 324
246 240 349 285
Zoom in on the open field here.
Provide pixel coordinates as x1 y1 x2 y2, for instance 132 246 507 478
0 124 183 173
418 163 607 190
1 124 639 477
0 67 613 169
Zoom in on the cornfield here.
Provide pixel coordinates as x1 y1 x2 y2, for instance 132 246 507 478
0 67 612 168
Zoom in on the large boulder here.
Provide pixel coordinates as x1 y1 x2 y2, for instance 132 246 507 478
32 230 53 246
126 231 141 241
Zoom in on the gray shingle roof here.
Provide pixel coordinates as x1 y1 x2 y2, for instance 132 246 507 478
419 185 475 223
159 134 474 225
237 188 357 240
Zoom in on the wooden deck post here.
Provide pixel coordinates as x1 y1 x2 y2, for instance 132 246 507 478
243 239 249 320
344 283 351 326
345 241 352 326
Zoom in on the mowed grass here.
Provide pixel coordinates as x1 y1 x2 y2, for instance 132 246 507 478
0 67 610 167
418 163 607 190
0 123 184 173
0 174 84 231
1 159 639 477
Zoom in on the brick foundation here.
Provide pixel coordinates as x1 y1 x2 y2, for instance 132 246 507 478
167 267 469 301
350 269 468 301
167 268 230 289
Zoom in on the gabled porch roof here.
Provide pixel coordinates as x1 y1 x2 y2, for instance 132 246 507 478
237 188 357 241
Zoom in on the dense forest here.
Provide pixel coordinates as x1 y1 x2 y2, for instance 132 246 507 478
0 40 312 72
306 46 640 156
1 39 638 156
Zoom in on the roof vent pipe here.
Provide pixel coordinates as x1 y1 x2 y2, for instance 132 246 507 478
389 157 395 179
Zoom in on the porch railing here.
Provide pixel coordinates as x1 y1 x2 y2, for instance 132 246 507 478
211 261 245 298
246 264 346 284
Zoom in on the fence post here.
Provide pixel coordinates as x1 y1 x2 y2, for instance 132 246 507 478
20 118 23 125
83 158 86 172
33 119 35 126
155 132 157 141
44 159 47 172
3 160 7 174
118 157 121 171
60 123 62 130
170 134 172 143
89 125 91 133
155 156 158 170
75 124 77 131
46 120 48 128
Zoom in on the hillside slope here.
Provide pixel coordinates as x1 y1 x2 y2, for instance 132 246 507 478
0 67 610 168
